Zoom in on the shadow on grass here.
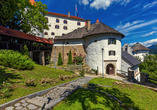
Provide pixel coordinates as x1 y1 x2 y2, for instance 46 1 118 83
61 84 140 110
0 67 22 84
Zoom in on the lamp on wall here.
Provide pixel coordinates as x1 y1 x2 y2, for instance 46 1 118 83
102 48 104 78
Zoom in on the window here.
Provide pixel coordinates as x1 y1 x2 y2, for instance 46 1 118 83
109 51 116 56
44 32 48 35
77 22 81 25
55 25 59 29
63 26 67 30
51 32 55 35
67 42 69 44
56 19 59 23
63 20 67 24
94 40 97 42
108 38 116 44
62 33 65 36
45 17 48 21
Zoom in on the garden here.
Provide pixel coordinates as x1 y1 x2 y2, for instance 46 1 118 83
53 78 157 110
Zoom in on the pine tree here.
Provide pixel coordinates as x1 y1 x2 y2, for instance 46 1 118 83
67 50 73 65
57 52 63 65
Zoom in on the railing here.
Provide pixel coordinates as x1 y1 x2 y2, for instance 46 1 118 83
0 41 52 51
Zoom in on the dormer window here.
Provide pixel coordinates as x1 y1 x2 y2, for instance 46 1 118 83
108 38 116 45
56 19 59 23
109 51 116 56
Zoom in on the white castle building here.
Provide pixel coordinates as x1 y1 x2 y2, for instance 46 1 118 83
44 11 86 39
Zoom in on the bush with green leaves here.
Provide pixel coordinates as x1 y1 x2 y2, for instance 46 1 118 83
58 52 63 65
0 81 12 99
73 55 85 65
67 50 73 65
0 50 35 70
21 45 29 57
136 54 157 80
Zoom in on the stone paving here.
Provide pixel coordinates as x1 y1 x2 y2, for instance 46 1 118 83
4 76 93 110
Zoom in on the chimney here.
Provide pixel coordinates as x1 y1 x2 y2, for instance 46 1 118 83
68 11 70 17
86 19 91 31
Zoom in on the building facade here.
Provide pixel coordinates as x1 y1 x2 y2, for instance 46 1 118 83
44 12 86 39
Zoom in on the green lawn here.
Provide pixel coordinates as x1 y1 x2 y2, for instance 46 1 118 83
53 78 157 110
0 64 80 105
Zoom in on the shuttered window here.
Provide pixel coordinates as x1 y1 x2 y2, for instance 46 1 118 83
108 38 116 45
109 51 116 56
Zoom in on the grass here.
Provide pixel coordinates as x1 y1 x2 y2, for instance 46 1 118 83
53 78 157 110
0 64 81 105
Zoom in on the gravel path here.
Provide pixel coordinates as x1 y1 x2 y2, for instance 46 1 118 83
4 76 93 110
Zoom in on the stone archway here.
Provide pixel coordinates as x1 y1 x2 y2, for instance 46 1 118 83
106 64 115 75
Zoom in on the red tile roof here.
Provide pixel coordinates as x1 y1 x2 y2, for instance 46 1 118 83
47 12 86 21
0 26 53 44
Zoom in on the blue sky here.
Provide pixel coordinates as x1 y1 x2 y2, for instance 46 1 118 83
37 0 157 47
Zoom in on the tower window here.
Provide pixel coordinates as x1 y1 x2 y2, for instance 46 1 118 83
108 38 116 45
109 51 116 56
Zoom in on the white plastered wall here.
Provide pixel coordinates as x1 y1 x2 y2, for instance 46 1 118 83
44 15 85 39
133 51 149 61
85 34 122 75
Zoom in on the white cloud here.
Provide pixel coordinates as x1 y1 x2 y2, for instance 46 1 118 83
81 0 89 5
117 19 157 34
143 1 157 9
141 31 157 37
90 0 111 10
115 20 144 30
129 38 157 47
153 27 157 30
81 0 131 10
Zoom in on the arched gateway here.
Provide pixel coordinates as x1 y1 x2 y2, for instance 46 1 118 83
106 64 114 75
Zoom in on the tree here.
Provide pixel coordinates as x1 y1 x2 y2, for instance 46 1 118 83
0 0 49 36
57 52 63 65
67 50 73 65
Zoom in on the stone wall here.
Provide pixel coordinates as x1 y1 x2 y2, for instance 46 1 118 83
51 45 86 65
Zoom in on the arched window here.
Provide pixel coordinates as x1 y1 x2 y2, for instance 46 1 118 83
63 20 67 24
51 32 55 35
77 22 81 25
55 25 59 29
62 33 65 36
44 32 48 35
109 51 116 56
63 26 67 30
56 19 59 23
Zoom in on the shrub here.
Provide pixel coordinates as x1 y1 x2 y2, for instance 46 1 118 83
21 45 29 57
67 50 73 65
0 50 34 70
73 55 85 65
58 52 63 65
0 81 12 99
79 68 85 77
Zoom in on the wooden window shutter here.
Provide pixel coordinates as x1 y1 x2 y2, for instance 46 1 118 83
108 38 110 45
109 51 111 55
114 38 116 44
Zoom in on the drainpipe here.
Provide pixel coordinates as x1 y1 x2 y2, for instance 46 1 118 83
102 48 104 78
55 46 56 69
